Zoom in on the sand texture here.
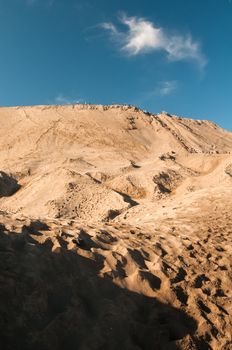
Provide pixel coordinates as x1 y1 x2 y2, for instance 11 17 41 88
0 104 231 349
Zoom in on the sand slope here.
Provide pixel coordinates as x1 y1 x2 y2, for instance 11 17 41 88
0 104 232 349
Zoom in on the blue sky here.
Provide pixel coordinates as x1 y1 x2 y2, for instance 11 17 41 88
0 0 232 130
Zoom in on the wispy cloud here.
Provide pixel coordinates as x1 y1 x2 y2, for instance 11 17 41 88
136 80 178 106
101 14 207 68
55 94 84 105
156 80 177 96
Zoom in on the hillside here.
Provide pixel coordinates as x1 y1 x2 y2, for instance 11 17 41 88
0 104 232 350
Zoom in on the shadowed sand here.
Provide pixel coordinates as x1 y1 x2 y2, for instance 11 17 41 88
0 223 200 350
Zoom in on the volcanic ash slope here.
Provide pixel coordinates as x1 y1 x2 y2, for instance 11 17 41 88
0 104 232 350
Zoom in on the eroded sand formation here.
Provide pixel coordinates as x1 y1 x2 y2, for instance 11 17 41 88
0 104 231 349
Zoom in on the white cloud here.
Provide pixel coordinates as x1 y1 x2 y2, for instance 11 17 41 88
158 81 177 96
55 94 84 105
101 23 119 36
137 80 178 106
102 14 207 68
145 81 178 99
120 14 165 55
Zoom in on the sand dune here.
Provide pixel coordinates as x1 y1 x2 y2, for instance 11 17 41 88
0 104 232 349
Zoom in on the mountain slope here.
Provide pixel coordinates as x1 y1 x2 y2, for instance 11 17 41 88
0 104 232 350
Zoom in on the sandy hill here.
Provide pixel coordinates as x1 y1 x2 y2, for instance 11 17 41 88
0 104 232 350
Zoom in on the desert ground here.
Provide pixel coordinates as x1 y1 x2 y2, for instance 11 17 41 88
0 104 231 349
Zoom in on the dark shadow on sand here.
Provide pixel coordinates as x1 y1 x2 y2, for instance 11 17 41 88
0 223 201 350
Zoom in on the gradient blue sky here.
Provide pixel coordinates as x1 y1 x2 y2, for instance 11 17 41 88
0 0 232 130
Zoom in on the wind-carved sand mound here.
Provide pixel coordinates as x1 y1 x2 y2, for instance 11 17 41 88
106 174 149 200
103 167 184 202
0 168 130 221
0 104 232 350
153 169 183 197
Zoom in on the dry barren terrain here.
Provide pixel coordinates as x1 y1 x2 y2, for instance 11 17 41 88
0 104 232 349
